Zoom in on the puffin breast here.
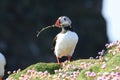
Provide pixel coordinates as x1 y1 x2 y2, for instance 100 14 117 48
55 31 78 58
0 53 6 77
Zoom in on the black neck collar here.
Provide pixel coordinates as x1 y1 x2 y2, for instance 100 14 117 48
64 26 73 31
61 26 73 33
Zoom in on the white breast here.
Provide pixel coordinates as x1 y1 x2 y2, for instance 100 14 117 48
54 31 78 58
0 53 6 77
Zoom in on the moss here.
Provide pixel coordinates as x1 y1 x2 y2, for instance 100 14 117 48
34 63 61 74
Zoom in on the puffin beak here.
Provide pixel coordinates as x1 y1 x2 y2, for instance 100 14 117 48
0 77 2 80
55 19 60 27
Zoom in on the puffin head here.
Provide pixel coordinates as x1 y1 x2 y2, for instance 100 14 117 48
55 16 72 28
0 53 6 80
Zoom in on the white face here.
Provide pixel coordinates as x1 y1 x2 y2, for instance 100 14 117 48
59 16 72 27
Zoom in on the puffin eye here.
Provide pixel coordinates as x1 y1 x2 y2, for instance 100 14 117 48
64 18 66 21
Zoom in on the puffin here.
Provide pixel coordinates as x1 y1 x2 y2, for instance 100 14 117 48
53 16 79 64
0 52 6 80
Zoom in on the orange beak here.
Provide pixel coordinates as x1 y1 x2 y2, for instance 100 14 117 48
0 77 2 80
55 19 60 27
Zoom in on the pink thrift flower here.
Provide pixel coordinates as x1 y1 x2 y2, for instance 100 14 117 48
101 63 106 69
85 71 91 77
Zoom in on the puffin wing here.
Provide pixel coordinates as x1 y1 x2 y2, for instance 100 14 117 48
52 35 57 50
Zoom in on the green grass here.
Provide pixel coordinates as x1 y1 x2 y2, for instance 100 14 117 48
34 63 61 74
77 45 120 80
8 63 61 79
7 42 120 80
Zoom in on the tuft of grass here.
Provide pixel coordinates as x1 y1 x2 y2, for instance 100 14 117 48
34 63 61 74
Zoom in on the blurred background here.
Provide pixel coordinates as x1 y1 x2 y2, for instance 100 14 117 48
0 0 110 77
102 0 120 42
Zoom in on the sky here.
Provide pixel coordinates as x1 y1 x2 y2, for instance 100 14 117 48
102 0 120 42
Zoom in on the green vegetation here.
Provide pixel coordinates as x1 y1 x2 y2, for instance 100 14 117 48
8 63 61 80
7 41 120 80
